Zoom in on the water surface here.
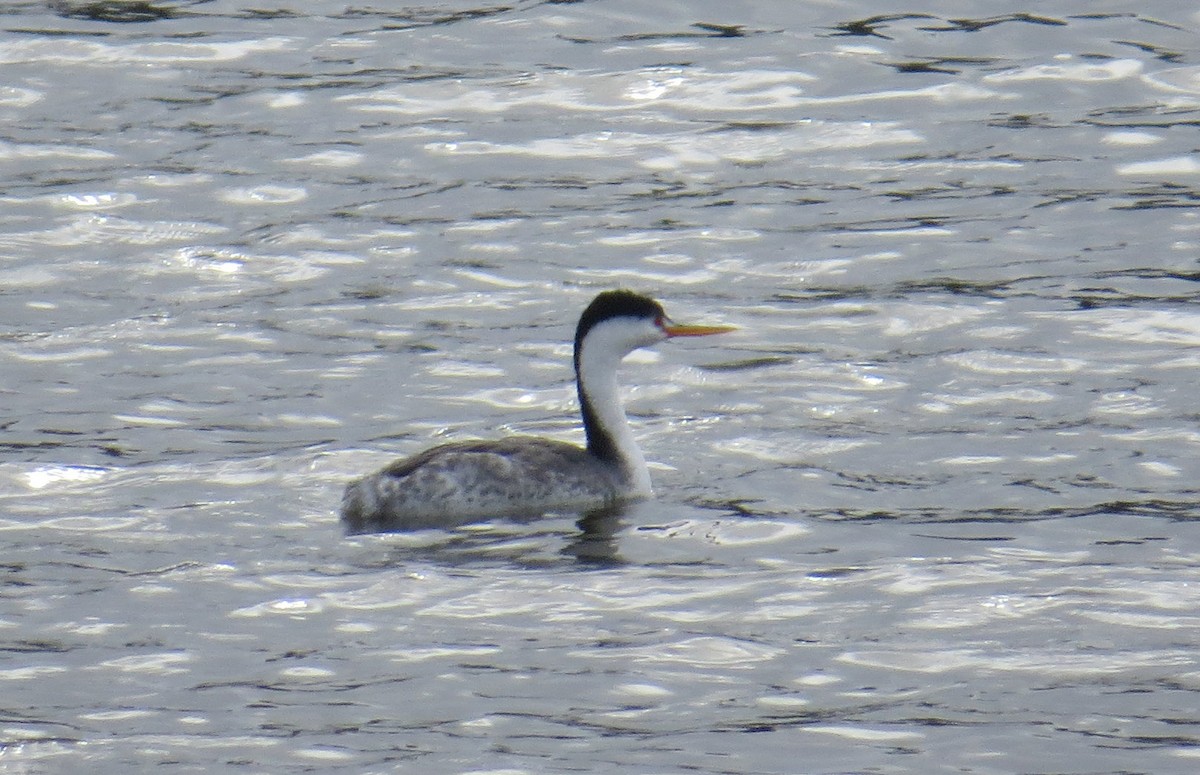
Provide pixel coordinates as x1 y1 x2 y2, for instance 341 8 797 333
2 2 1199 773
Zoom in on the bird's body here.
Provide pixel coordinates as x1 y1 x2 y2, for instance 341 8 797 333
340 290 733 534
341 437 629 532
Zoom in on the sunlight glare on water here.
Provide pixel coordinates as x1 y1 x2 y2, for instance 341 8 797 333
0 2 1198 773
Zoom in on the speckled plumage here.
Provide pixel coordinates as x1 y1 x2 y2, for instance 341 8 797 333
340 290 731 534
341 437 634 533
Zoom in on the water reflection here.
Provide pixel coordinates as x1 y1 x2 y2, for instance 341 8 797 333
340 506 605 570
355 505 635 569
4 0 1200 772
564 506 629 567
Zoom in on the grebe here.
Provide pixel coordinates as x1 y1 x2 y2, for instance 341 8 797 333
340 290 734 533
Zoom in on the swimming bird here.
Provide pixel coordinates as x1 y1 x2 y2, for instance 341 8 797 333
340 290 735 533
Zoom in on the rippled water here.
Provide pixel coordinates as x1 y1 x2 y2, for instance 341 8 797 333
2 1 1199 772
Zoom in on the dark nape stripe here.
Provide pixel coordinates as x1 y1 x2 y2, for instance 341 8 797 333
578 381 619 463
573 290 664 462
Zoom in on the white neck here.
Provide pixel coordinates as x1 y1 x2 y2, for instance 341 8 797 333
577 328 655 495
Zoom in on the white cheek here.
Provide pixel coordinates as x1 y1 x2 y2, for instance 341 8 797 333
643 330 669 348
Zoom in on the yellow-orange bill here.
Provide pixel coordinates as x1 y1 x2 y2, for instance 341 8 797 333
662 323 737 337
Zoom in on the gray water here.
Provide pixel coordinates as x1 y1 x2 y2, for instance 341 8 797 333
2 1 1199 773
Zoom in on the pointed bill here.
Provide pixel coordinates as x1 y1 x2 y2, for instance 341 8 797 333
661 322 737 338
